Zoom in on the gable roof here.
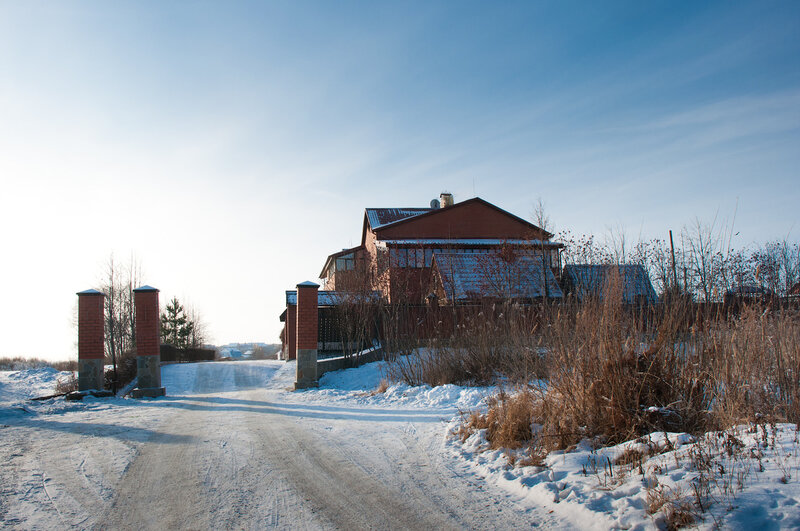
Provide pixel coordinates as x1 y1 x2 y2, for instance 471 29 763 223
563 264 658 303
378 238 562 247
361 197 552 245
432 251 563 301
319 245 364 278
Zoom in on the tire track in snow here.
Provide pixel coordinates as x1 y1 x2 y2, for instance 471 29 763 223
7 361 549 529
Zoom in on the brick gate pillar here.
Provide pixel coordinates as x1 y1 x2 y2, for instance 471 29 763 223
286 301 297 360
77 289 105 391
294 281 319 389
132 285 166 398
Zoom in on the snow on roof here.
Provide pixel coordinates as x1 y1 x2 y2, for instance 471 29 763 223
563 264 658 303
365 208 431 230
725 284 774 296
432 251 563 301
286 290 382 306
76 288 104 296
378 238 562 247
133 285 159 292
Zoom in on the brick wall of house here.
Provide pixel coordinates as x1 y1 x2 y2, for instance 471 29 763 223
376 201 547 240
389 267 433 304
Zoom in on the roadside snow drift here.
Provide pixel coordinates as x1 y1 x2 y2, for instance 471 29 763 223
2 359 799 529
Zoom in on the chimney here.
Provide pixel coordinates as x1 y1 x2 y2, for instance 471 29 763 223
440 192 454 208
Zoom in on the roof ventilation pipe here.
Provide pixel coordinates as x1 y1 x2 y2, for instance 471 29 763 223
439 192 454 207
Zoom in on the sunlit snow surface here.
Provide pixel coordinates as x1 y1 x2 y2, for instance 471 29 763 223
2 360 800 529
297 361 800 530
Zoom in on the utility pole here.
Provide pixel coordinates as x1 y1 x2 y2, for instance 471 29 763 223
669 230 679 293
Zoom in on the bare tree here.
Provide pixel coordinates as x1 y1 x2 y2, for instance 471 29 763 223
644 238 673 296
533 198 552 299
780 240 800 294
752 240 800 296
186 303 210 347
98 254 141 392
683 218 723 302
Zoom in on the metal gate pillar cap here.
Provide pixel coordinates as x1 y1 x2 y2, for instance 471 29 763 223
77 289 104 296
133 285 159 292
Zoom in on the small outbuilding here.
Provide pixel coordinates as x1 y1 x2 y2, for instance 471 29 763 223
431 251 563 304
562 264 658 304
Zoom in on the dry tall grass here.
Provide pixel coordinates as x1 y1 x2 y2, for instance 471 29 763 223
385 304 546 386
384 276 800 450
535 294 711 449
515 298 794 449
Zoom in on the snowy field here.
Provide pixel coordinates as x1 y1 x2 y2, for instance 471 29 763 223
1 360 799 529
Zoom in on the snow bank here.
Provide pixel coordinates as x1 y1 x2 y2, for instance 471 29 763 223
0 360 282 419
308 360 800 529
445 418 800 529
5 357 798 529
296 359 492 411
0 367 71 405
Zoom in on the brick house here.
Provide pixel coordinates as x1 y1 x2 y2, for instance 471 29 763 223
319 193 564 304
281 194 564 358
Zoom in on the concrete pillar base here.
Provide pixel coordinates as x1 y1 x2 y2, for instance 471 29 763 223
78 358 105 391
131 387 166 398
136 355 162 389
294 348 318 390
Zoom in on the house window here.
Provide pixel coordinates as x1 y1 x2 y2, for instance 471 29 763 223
391 249 408 267
390 248 407 267
335 254 355 271
407 248 424 268
390 247 431 268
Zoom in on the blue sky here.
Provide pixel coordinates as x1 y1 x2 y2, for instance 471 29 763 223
1 1 798 359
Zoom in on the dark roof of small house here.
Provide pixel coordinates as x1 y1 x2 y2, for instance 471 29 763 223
790 283 800 296
365 208 431 230
563 264 658 303
432 251 563 301
725 284 774 297
285 290 381 306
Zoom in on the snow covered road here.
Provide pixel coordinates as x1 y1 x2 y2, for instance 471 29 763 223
1 361 552 530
